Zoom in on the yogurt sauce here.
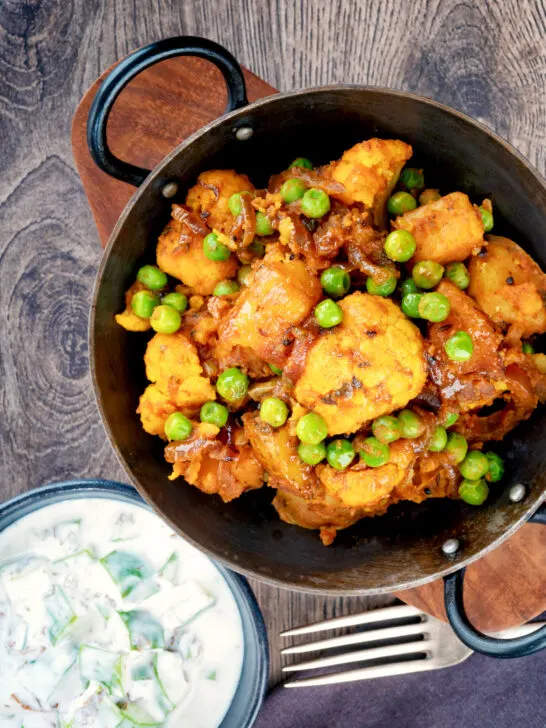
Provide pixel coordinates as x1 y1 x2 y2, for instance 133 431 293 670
0 498 244 728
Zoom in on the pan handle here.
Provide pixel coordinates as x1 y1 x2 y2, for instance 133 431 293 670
443 504 546 658
86 36 248 187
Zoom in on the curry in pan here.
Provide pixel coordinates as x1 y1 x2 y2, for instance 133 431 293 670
116 138 546 545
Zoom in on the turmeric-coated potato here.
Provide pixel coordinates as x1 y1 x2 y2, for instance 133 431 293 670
330 138 413 228
186 169 255 233
144 331 215 410
115 281 152 332
137 383 177 438
217 246 322 370
468 235 546 341
294 293 427 435
316 440 416 508
392 192 484 264
156 216 237 295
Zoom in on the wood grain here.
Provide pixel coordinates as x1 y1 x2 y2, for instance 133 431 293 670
1 0 545 685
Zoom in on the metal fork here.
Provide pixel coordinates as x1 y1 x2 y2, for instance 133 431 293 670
281 604 544 688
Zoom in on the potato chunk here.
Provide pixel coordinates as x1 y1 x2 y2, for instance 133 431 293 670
186 169 255 233
316 440 416 508
137 383 177 438
144 332 215 410
115 281 151 332
217 246 322 371
330 138 412 228
468 235 546 341
294 293 427 435
392 192 484 264
156 215 237 295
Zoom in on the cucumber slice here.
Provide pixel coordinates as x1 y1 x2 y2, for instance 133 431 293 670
16 641 75 704
158 553 179 585
124 579 159 606
100 552 154 599
119 610 164 650
153 651 189 707
54 519 82 551
48 661 84 707
160 581 215 632
2 558 52 605
124 652 155 682
8 615 28 652
111 513 139 542
46 586 76 644
119 702 164 726
79 645 122 696
53 550 121 615
121 653 171 721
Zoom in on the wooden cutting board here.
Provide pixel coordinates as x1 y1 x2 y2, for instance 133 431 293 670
72 54 546 632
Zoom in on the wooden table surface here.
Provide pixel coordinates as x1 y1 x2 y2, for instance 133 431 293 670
1 0 545 687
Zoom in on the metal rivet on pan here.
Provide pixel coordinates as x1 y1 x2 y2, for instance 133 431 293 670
161 182 179 198
509 483 526 502
235 126 254 141
442 538 460 556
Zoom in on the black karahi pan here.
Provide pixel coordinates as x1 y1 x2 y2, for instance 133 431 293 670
87 36 546 658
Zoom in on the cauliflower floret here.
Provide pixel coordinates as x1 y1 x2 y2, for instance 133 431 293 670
156 215 237 295
144 332 215 410
392 191 484 264
329 138 413 228
115 281 152 332
137 383 177 438
217 246 322 371
468 235 546 341
185 169 255 233
293 292 427 435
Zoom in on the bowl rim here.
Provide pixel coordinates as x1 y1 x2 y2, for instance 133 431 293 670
90 85 546 595
0 478 269 728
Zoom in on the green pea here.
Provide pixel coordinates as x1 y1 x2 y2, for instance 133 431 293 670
255 212 274 236
522 341 535 354
444 412 459 428
366 273 397 297
400 278 421 297
237 265 253 287
387 191 417 216
200 401 229 428
280 178 307 203
445 432 468 464
444 331 473 362
459 478 489 506
401 293 423 319
419 189 441 205
137 265 168 291
412 260 444 289
249 239 266 257
216 367 249 402
213 280 240 297
290 157 313 170
326 439 355 471
445 262 470 290
150 304 182 334
131 290 159 319
460 450 489 480
384 230 417 262
429 425 448 452
298 442 327 465
161 292 188 313
398 409 425 439
418 292 451 322
228 191 253 217
260 397 289 428
400 168 425 190
300 188 331 218
203 232 231 262
269 364 283 376
372 415 401 444
314 299 343 328
359 437 390 467
479 206 494 232
164 412 192 441
320 267 350 298
485 452 504 483
296 413 328 445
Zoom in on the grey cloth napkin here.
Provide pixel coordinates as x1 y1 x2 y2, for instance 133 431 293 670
255 650 546 728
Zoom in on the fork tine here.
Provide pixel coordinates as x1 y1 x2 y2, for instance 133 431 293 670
284 658 433 688
281 604 422 637
283 638 433 672
281 621 426 655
